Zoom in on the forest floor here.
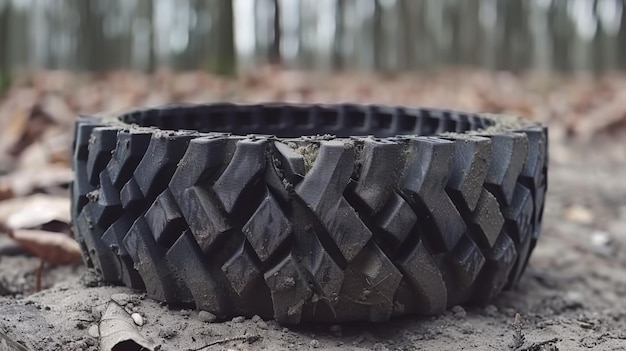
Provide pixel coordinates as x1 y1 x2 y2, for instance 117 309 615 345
0 69 625 350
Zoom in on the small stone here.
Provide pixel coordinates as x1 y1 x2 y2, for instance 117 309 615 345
131 313 144 326
483 304 498 317
110 293 131 306
451 305 466 318
352 335 365 346
87 324 99 338
257 320 268 330
309 339 320 348
251 315 262 322
180 309 191 317
282 327 290 333
231 316 245 323
198 311 217 323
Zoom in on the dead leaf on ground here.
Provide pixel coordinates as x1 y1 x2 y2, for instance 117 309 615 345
0 194 70 232
99 301 154 351
0 167 72 200
8 229 81 265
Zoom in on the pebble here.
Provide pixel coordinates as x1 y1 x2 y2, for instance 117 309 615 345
231 316 246 323
110 293 131 306
198 311 217 323
483 304 498 317
180 309 191 317
87 325 99 338
131 313 144 326
309 339 320 348
257 320 268 330
451 305 466 318
282 327 290 333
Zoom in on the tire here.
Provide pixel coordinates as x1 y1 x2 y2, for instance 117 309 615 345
71 103 548 323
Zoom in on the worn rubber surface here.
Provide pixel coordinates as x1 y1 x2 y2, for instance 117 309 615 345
71 103 547 323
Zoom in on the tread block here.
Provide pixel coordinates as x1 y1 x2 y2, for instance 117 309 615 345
72 121 103 218
375 192 417 248
213 138 268 214
168 136 232 199
471 189 505 248
76 203 120 281
167 230 227 315
483 133 528 206
120 178 144 210
503 185 533 245
86 127 120 186
221 243 263 297
445 135 492 212
273 141 306 184
473 231 517 303
338 242 403 322
91 171 123 228
444 237 486 305
298 232 344 307
350 138 404 215
243 189 292 262
134 133 194 201
177 187 231 252
296 141 372 263
145 189 187 246
264 254 312 324
402 137 466 251
108 130 152 189
123 217 193 304
101 215 145 289
397 241 447 315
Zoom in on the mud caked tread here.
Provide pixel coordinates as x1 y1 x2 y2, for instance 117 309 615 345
71 103 548 323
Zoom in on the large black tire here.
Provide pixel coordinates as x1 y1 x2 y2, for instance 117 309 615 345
71 103 547 323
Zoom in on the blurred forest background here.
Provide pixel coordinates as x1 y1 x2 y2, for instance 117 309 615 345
1 0 626 84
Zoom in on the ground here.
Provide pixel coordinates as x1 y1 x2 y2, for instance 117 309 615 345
0 70 625 350
0 136 624 351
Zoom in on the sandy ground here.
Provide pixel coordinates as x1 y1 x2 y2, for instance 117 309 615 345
0 137 625 351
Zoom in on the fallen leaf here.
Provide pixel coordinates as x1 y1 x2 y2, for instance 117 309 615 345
0 167 73 200
0 194 70 232
8 229 82 265
564 205 594 225
99 301 154 351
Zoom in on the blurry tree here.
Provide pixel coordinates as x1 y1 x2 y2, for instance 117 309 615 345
0 1 10 94
618 0 626 70
269 0 281 64
209 0 237 75
0 0 625 74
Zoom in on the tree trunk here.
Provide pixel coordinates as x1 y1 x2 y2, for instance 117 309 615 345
332 0 345 70
617 0 626 70
145 0 156 73
0 1 10 93
372 0 383 70
269 0 281 64
210 0 237 76
397 0 413 70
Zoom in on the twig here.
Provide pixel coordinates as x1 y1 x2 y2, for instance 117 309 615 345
188 335 261 351
35 259 44 293
518 337 560 351
510 313 525 350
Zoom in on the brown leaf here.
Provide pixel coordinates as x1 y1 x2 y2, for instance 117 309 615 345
8 229 82 265
0 194 71 232
0 167 73 200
